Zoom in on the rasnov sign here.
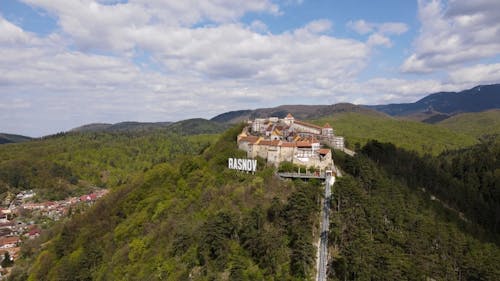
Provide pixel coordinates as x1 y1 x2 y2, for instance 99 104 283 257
228 158 257 172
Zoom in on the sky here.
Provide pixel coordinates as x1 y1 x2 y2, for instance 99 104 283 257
1 0 500 137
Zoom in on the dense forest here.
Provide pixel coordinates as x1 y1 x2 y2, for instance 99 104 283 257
0 131 215 201
328 143 500 280
311 112 477 155
9 126 324 281
360 138 500 237
3 121 499 280
436 110 500 139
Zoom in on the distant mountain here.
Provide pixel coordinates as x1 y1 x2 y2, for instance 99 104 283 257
211 103 384 123
366 84 500 118
167 118 230 135
0 133 32 144
70 119 228 135
71 121 172 133
70 123 113 133
211 109 253 123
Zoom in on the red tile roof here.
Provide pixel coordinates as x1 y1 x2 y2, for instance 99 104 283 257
239 136 259 144
319 148 331 155
80 195 91 202
28 228 41 236
259 140 280 146
323 123 332 128
280 142 296 147
310 137 319 143
0 236 20 246
286 113 294 118
296 141 312 147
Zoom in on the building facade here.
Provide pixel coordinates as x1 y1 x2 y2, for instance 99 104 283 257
237 113 344 170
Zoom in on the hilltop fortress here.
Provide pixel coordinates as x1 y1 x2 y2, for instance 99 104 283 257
237 113 344 170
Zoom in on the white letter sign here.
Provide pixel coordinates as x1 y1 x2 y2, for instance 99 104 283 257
228 158 257 172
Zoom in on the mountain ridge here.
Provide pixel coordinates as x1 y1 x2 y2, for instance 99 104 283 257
69 119 229 135
70 121 172 133
0 133 32 144
211 103 385 123
365 84 500 117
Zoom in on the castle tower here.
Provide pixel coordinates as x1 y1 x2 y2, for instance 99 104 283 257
283 113 295 126
321 123 334 137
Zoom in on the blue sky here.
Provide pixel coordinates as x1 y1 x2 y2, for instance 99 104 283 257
1 0 500 136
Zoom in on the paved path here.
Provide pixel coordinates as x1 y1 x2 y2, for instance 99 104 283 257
316 175 334 281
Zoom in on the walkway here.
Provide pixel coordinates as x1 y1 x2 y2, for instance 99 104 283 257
316 175 334 281
277 172 326 180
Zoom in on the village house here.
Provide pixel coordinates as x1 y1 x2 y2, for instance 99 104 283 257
0 237 20 250
25 226 41 240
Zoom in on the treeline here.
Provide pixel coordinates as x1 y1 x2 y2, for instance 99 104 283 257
329 150 500 280
360 138 500 236
10 125 324 280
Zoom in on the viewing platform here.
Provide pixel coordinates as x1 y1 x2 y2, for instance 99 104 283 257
277 171 330 180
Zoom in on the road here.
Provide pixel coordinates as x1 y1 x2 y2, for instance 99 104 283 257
316 175 334 281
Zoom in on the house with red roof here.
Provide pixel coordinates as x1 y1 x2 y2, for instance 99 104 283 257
0 237 20 249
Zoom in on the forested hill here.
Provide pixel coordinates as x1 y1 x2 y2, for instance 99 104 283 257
360 138 500 237
329 141 500 280
436 109 500 139
9 126 325 280
311 112 476 155
3 117 499 280
71 119 228 135
0 131 217 201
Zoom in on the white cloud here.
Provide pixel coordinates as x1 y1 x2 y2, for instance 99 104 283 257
2 1 496 137
347 19 408 48
347 20 373 34
367 33 391 47
249 20 268 33
0 9 373 136
448 63 500 85
347 20 408 35
301 19 332 34
0 16 33 44
378 22 409 35
402 0 500 73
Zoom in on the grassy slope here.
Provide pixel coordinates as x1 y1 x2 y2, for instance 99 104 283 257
311 112 477 155
436 110 500 138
